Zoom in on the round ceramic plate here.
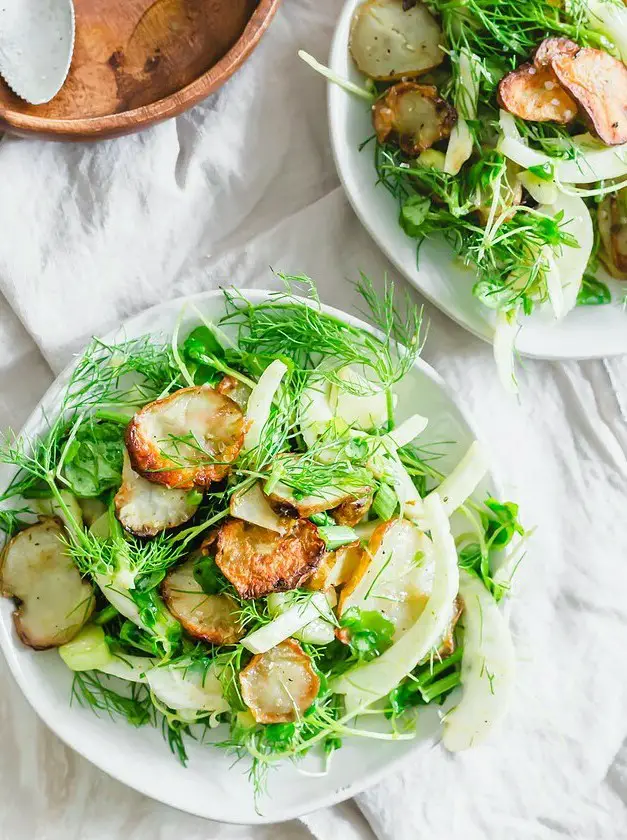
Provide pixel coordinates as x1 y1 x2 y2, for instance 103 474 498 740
328 0 627 360
0 289 501 824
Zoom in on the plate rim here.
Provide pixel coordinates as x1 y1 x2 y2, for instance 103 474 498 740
327 0 627 362
0 286 503 824
0 0 282 141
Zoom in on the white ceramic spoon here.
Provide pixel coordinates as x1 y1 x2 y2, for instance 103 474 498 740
0 0 75 105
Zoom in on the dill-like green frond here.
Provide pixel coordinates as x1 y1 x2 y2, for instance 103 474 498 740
220 274 424 394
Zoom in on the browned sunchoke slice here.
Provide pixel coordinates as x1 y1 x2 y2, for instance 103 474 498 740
497 63 578 124
267 459 372 518
214 519 326 599
115 451 200 537
533 37 579 69
306 541 364 591
373 82 457 156
551 48 627 145
0 519 95 649
162 558 243 645
239 639 320 723
350 0 444 81
126 385 244 489
598 194 627 279
332 493 373 527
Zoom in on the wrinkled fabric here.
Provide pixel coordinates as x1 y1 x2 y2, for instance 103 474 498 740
0 2 626 838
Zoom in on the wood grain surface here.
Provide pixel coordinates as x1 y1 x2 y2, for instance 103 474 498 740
0 0 280 140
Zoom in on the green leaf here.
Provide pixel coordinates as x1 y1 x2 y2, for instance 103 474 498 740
309 511 335 527
339 607 395 662
527 162 555 182
192 554 222 595
483 497 525 549
372 482 398 521
399 195 432 238
183 326 224 362
577 274 611 307
62 420 125 498
317 525 358 550
118 620 157 655
182 326 225 386
263 722 296 749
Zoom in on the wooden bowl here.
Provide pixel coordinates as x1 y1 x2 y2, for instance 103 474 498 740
0 0 281 141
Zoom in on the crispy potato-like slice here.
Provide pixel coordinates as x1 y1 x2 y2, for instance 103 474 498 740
373 82 457 156
350 0 444 81
126 385 244 489
497 63 578 124
533 37 579 68
306 541 364 591
162 558 243 645
115 451 200 537
239 639 320 723
266 456 373 519
268 483 371 520
332 493 373 527
216 375 251 411
551 48 627 145
1 519 95 649
215 519 326 599
598 194 627 279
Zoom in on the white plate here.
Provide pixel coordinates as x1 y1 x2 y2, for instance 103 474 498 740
328 0 627 360
0 289 501 824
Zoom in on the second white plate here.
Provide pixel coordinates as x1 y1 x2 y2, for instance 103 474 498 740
327 0 627 360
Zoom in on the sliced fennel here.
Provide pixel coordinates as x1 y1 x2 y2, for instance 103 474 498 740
59 624 117 672
383 413 428 449
425 441 488 518
243 359 288 452
331 366 390 431
95 563 143 627
583 0 627 64
543 250 565 320
333 493 459 713
269 591 336 645
498 110 627 184
537 192 593 318
146 665 229 715
517 171 558 206
95 548 179 643
299 379 334 449
493 312 519 396
60 625 228 714
230 482 287 533
242 592 334 653
445 49 480 176
381 452 424 521
442 570 515 751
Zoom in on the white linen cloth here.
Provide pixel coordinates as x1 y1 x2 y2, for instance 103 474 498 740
0 1 626 838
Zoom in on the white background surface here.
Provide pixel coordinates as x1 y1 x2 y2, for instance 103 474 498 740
0 1 627 838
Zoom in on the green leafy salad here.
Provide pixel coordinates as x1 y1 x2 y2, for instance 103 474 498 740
302 0 627 390
0 278 526 793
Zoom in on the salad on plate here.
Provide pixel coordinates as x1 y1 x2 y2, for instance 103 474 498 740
302 0 627 389
0 278 525 794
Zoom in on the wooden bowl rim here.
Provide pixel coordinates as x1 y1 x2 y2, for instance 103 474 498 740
0 0 281 140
